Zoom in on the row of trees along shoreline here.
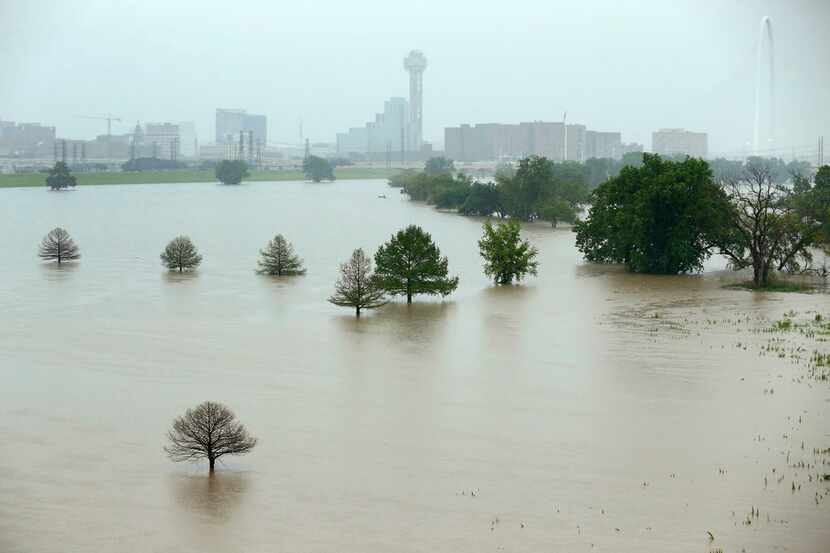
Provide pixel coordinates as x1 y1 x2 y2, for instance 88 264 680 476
44 155 336 190
392 155 830 288
39 152 830 290
37 222 539 316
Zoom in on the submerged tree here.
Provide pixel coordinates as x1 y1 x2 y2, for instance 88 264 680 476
215 159 249 185
478 220 539 285
574 154 731 274
374 225 459 303
303 155 335 182
165 401 257 473
328 248 387 316
717 163 822 287
424 156 455 176
38 227 81 264
46 161 77 190
257 234 305 276
161 235 202 272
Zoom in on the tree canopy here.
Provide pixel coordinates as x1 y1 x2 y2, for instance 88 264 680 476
215 159 249 185
575 153 731 274
478 220 539 284
716 162 825 287
46 162 76 190
161 236 202 272
424 156 454 176
257 234 305 276
373 225 459 303
165 401 257 473
303 155 335 182
39 227 80 264
329 248 387 316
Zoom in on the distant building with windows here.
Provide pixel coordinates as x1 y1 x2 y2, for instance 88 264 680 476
651 128 708 158
443 121 624 162
0 120 56 157
215 109 267 147
144 122 180 160
336 97 410 156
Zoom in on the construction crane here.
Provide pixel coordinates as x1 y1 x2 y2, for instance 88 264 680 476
76 113 122 137
76 114 122 161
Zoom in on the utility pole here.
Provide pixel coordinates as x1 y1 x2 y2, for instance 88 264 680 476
248 131 254 164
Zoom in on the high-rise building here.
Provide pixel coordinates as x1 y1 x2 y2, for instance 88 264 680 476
652 128 708 158
215 109 267 146
444 121 623 162
178 121 198 158
145 122 180 160
336 97 410 156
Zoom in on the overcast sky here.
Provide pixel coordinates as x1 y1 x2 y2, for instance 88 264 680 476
1 0 828 157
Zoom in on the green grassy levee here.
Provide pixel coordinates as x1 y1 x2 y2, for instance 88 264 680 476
0 167 402 188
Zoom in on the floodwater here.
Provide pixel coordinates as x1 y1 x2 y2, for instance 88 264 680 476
0 179 828 553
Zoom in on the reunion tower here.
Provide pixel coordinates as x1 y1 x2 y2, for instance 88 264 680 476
403 50 427 152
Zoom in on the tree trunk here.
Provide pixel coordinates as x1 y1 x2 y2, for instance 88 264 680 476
209 457 215 472
356 305 361 317
406 282 412 304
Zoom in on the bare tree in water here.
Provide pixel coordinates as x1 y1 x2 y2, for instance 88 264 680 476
328 248 386 316
38 227 81 264
165 401 257 473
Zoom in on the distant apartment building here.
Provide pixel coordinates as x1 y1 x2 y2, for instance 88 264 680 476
651 128 708 158
177 121 198 158
444 121 624 162
216 109 267 147
336 97 410 156
144 122 181 160
0 120 56 157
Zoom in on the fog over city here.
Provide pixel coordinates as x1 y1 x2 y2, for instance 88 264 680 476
1 0 828 156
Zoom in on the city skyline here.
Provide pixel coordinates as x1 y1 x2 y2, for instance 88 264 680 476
1 1 828 157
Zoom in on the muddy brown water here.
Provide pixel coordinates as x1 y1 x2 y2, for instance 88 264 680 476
0 179 828 552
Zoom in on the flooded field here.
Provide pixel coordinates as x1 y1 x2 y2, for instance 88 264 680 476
0 179 828 552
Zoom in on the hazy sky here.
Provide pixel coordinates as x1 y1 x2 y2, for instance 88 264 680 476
2 0 828 157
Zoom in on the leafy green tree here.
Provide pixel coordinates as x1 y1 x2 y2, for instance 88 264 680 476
424 156 455 176
478 220 539 284
575 154 731 274
499 155 553 221
374 225 459 303
161 236 202 272
717 162 824 286
388 169 419 188
540 198 575 227
329 248 387 316
460 181 503 217
257 234 305 276
303 155 335 182
39 227 80 263
46 162 77 190
432 174 472 209
215 159 249 185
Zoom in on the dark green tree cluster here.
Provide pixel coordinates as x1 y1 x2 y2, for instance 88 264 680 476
575 154 730 274
215 159 250 185
303 155 335 182
575 154 830 287
46 162 77 190
390 156 589 224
